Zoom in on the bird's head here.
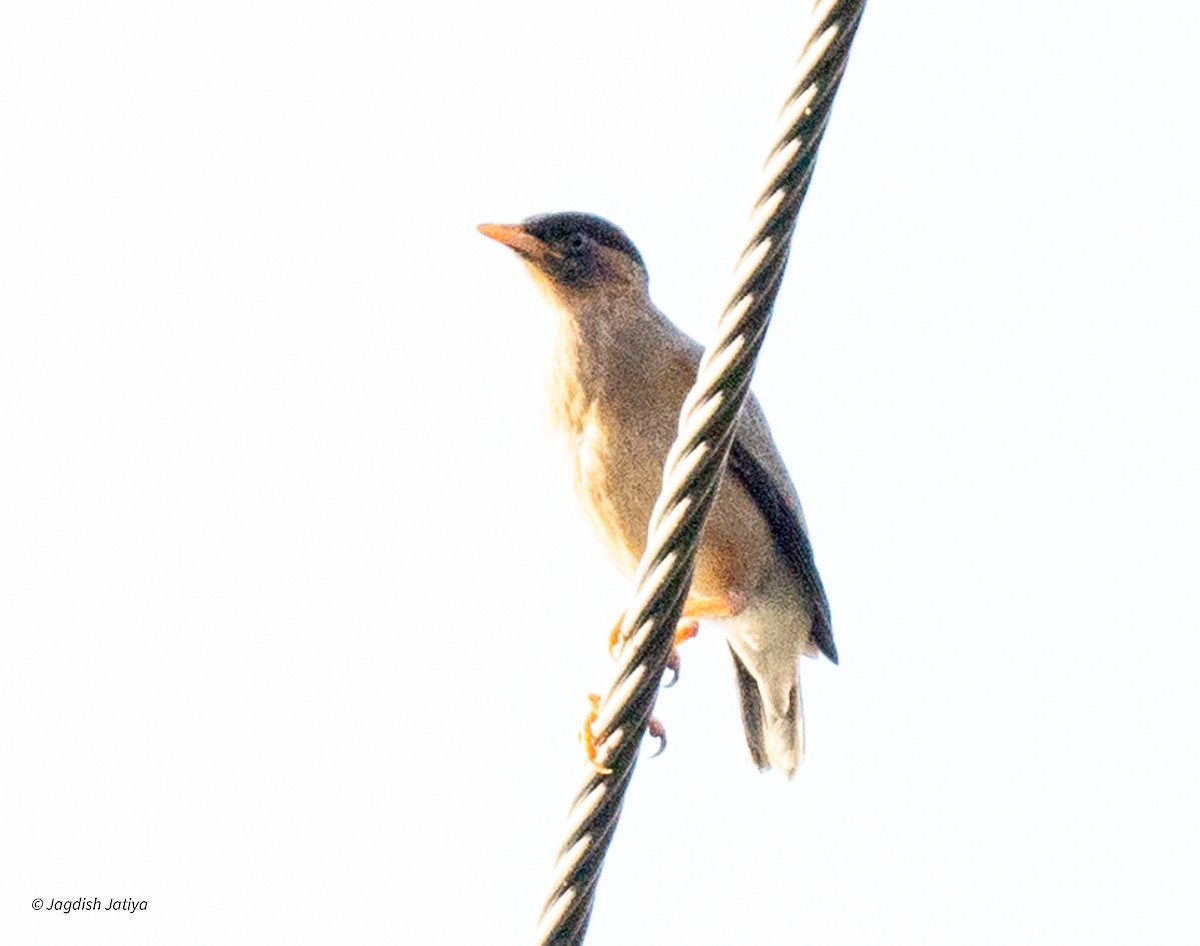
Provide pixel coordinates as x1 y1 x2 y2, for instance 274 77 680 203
478 212 649 310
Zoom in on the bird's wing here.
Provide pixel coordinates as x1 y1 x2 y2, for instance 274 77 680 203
659 320 835 661
728 396 837 664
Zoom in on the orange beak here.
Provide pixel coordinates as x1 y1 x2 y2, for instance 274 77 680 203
477 222 560 263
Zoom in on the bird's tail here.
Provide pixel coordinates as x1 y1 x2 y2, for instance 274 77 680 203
729 645 804 776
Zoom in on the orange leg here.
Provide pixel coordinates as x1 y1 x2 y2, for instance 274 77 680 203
681 592 744 621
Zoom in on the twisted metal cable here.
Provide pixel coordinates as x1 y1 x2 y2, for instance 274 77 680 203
533 2 867 943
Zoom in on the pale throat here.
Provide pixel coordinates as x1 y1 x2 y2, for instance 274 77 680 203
545 282 653 436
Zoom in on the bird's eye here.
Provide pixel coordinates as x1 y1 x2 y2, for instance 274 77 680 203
569 232 586 251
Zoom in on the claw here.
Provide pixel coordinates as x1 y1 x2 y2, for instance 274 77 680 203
662 619 700 686
664 649 681 688
648 717 668 758
578 693 613 775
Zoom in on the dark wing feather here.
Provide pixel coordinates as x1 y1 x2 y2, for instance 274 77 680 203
726 438 838 664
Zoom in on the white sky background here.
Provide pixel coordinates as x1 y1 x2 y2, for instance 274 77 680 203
2 1 1198 943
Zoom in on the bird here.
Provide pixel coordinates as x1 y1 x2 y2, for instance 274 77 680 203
478 211 836 775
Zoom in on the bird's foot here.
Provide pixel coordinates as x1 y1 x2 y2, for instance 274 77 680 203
578 694 671 770
579 693 613 775
609 610 701 687
660 591 744 686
